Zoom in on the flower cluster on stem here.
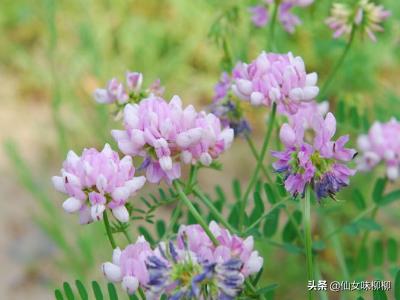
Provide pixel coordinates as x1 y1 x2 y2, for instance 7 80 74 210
357 118 400 180
102 222 263 299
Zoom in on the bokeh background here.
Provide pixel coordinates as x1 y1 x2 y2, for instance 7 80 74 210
1 0 400 299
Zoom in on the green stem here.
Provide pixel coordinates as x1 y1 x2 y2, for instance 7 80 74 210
320 25 356 97
245 135 272 183
325 218 349 281
303 185 314 300
138 287 146 300
245 280 266 300
240 103 277 230
192 186 236 233
103 211 117 249
122 228 132 244
323 205 376 241
267 0 280 51
314 260 328 300
173 181 219 246
186 164 198 194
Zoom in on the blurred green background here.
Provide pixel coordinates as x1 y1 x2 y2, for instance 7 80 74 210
1 0 399 299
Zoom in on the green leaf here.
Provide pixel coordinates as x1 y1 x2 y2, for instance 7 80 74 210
388 238 398 263
373 289 387 300
357 297 365 300
63 282 75 300
75 280 88 300
107 283 118 300
264 183 277 204
92 281 103 300
257 283 279 295
349 106 360 128
275 177 287 197
353 189 366 210
381 190 400 206
138 226 155 245
282 210 302 243
343 223 360 236
373 178 386 204
357 246 369 271
232 179 241 202
337 100 345 122
356 218 382 232
55 289 64 300
156 220 166 239
395 269 400 300
228 203 241 228
373 240 384 266
263 208 280 237
249 192 264 223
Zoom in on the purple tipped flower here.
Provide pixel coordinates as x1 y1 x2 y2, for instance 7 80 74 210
357 118 400 180
52 144 146 224
93 71 165 105
112 95 234 184
102 223 263 298
326 0 390 42
249 0 314 33
272 112 357 200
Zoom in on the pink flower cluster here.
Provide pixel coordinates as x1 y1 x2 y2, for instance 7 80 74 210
52 144 146 223
272 112 357 199
102 222 263 296
249 0 314 33
357 118 400 180
231 52 319 114
112 95 234 183
93 71 164 105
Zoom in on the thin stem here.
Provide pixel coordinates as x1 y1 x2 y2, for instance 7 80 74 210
240 103 277 230
103 211 117 249
320 25 356 97
267 0 281 51
138 287 146 300
303 185 314 300
245 280 266 300
325 218 349 281
122 228 132 244
173 181 219 246
245 134 272 183
192 186 236 233
314 260 328 300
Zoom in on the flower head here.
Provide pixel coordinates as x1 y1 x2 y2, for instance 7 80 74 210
326 0 390 41
52 144 146 223
112 95 234 184
102 236 162 294
232 52 319 114
93 71 165 105
272 112 357 200
357 118 400 180
249 0 314 33
102 223 263 298
210 73 251 138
